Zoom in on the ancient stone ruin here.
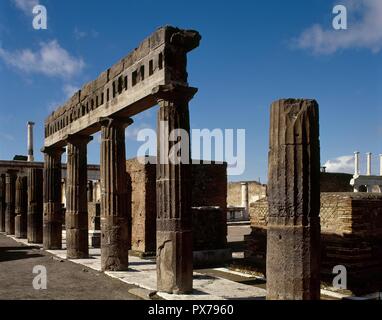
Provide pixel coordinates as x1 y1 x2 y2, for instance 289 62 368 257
42 26 201 294
266 99 321 300
1 25 380 301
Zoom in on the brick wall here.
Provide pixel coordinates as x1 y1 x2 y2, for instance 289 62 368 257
245 193 382 294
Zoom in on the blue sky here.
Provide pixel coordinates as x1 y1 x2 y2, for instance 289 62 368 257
0 0 381 182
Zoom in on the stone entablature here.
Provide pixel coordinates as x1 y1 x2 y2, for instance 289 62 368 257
44 26 201 148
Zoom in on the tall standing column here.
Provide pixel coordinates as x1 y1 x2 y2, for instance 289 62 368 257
241 182 249 220
267 99 321 300
27 121 35 162
28 168 43 243
15 176 28 238
99 117 133 271
155 85 197 294
5 170 17 235
354 152 360 177
65 135 92 259
0 174 6 232
42 147 64 249
87 180 94 203
366 152 372 176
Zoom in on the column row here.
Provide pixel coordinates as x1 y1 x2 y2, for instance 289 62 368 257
0 168 43 244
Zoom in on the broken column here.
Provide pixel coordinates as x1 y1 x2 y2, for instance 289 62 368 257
15 176 28 238
27 168 43 243
155 85 197 294
5 170 17 235
267 99 321 300
0 174 5 232
99 117 133 271
65 135 92 259
42 147 64 249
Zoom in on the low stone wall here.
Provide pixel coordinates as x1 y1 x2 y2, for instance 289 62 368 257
126 158 228 256
244 193 382 294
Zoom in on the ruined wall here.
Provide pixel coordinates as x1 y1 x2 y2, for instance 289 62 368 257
126 158 156 254
320 172 353 192
244 193 382 294
227 181 266 207
126 157 227 254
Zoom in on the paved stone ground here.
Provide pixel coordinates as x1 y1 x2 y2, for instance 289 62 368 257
0 233 139 300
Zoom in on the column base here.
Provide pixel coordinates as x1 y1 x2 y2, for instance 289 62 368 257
27 212 43 244
66 229 89 259
266 219 320 300
101 216 129 271
15 215 27 239
157 230 193 294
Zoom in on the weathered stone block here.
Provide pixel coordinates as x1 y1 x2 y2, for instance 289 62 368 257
267 99 321 300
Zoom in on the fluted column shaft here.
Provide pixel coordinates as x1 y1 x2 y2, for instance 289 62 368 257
5 170 17 235
155 85 197 294
66 135 92 259
42 147 64 249
15 176 28 238
28 168 43 243
100 117 132 271
266 99 321 300
0 174 6 232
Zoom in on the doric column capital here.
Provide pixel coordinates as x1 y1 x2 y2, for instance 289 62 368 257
98 117 134 129
153 84 198 105
64 134 93 145
41 146 65 156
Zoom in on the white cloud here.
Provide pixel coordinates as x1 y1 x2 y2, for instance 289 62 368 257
293 0 382 54
12 0 39 15
323 155 354 173
0 40 85 79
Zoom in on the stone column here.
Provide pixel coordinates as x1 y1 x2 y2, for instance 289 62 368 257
27 168 43 243
354 152 360 177
0 174 6 232
65 135 92 259
87 180 94 203
15 176 28 239
267 99 321 300
154 84 197 294
99 117 133 271
42 147 64 249
5 170 17 235
27 121 35 162
366 152 372 176
241 182 249 220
